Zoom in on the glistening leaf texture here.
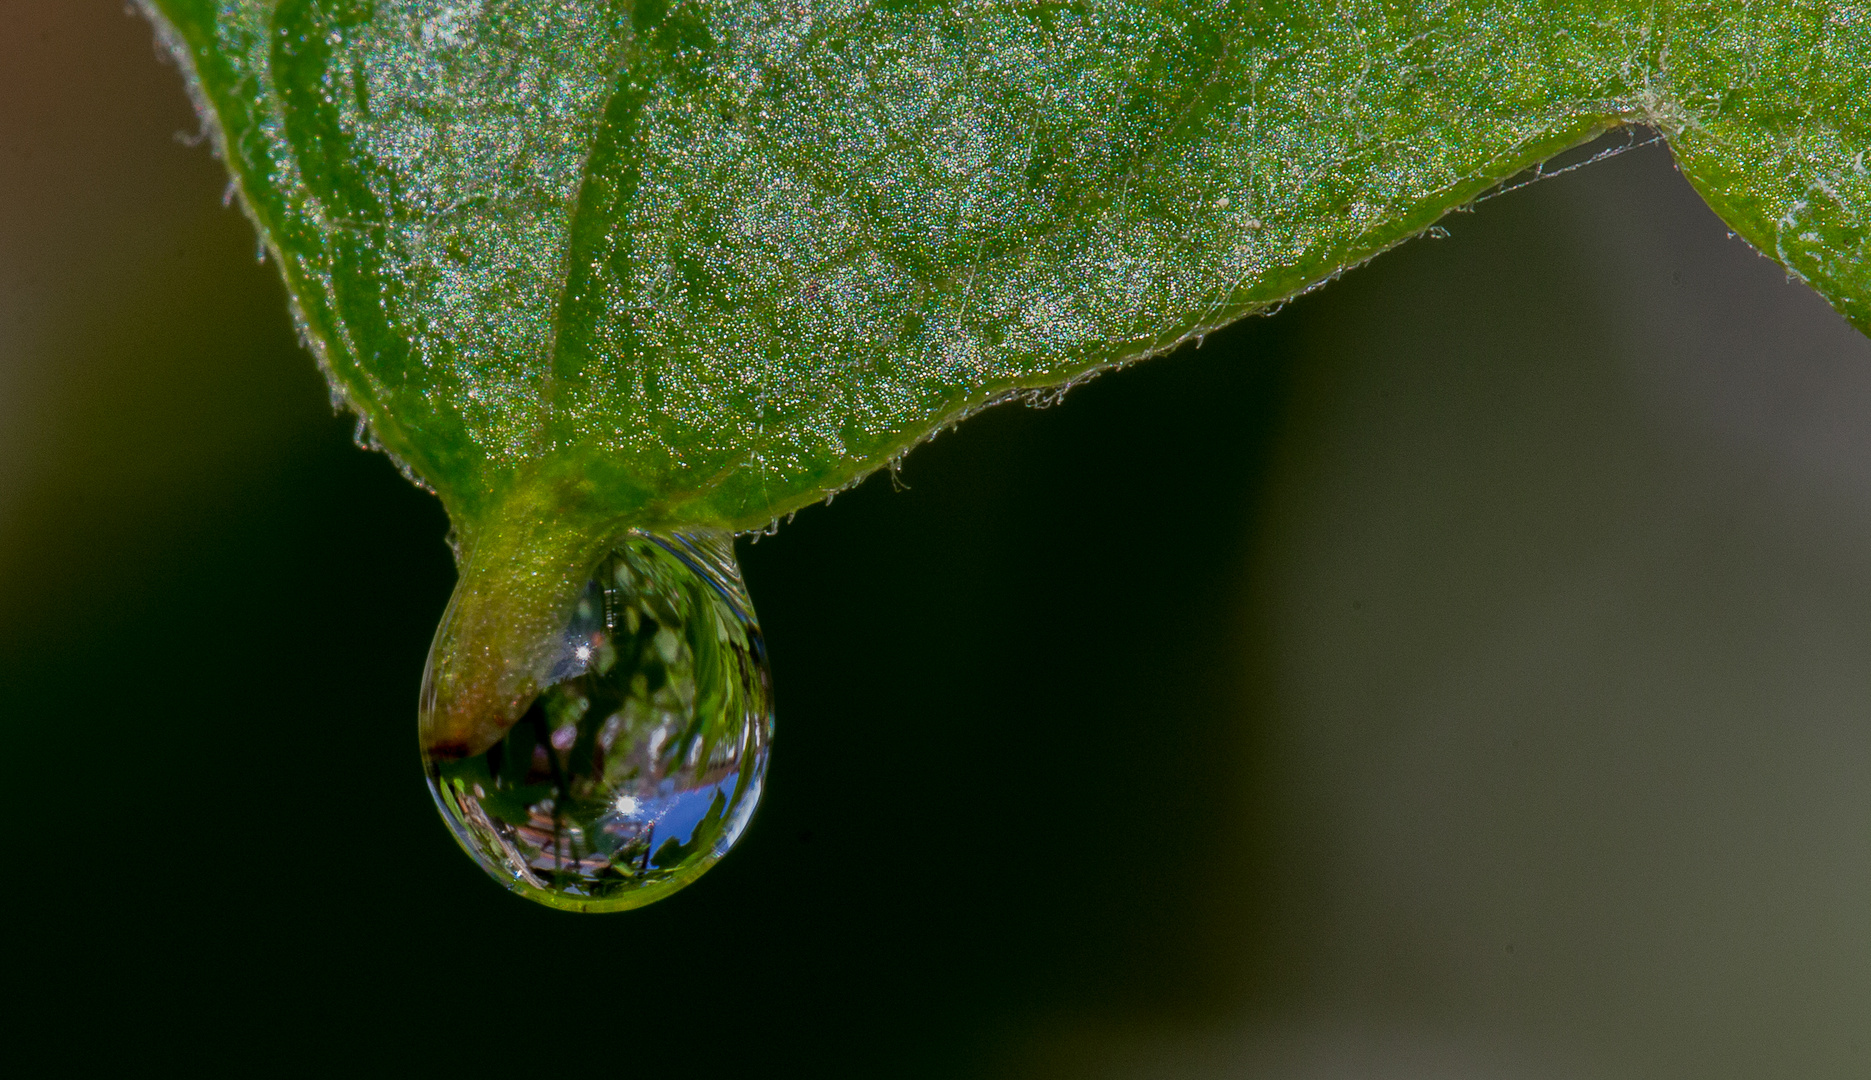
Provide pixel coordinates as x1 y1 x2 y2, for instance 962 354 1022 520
142 0 1871 545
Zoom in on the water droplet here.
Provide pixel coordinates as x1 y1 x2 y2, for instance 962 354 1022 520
422 531 772 912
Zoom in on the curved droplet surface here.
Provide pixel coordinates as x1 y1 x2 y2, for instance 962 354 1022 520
422 531 772 912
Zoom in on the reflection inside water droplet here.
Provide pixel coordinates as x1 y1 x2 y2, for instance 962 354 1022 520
423 531 772 912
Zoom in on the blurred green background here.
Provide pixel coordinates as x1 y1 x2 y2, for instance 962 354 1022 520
5 3 1868 1075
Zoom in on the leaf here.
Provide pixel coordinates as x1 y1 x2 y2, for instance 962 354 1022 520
139 0 1869 749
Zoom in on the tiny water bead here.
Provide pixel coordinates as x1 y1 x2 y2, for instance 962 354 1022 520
422 531 773 912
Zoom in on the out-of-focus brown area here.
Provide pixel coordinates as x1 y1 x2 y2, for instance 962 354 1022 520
0 2 339 640
4 4 1866 1077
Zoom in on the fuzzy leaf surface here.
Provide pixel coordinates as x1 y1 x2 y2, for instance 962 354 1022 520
144 0 1870 540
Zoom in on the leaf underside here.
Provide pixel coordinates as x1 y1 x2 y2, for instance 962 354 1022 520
143 0 1869 546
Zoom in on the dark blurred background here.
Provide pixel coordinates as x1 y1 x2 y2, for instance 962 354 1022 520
4 3 1867 1075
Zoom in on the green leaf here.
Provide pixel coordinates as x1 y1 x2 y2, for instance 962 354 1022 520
139 0 1868 747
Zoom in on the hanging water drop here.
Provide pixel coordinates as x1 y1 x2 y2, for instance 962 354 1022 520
421 530 772 912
